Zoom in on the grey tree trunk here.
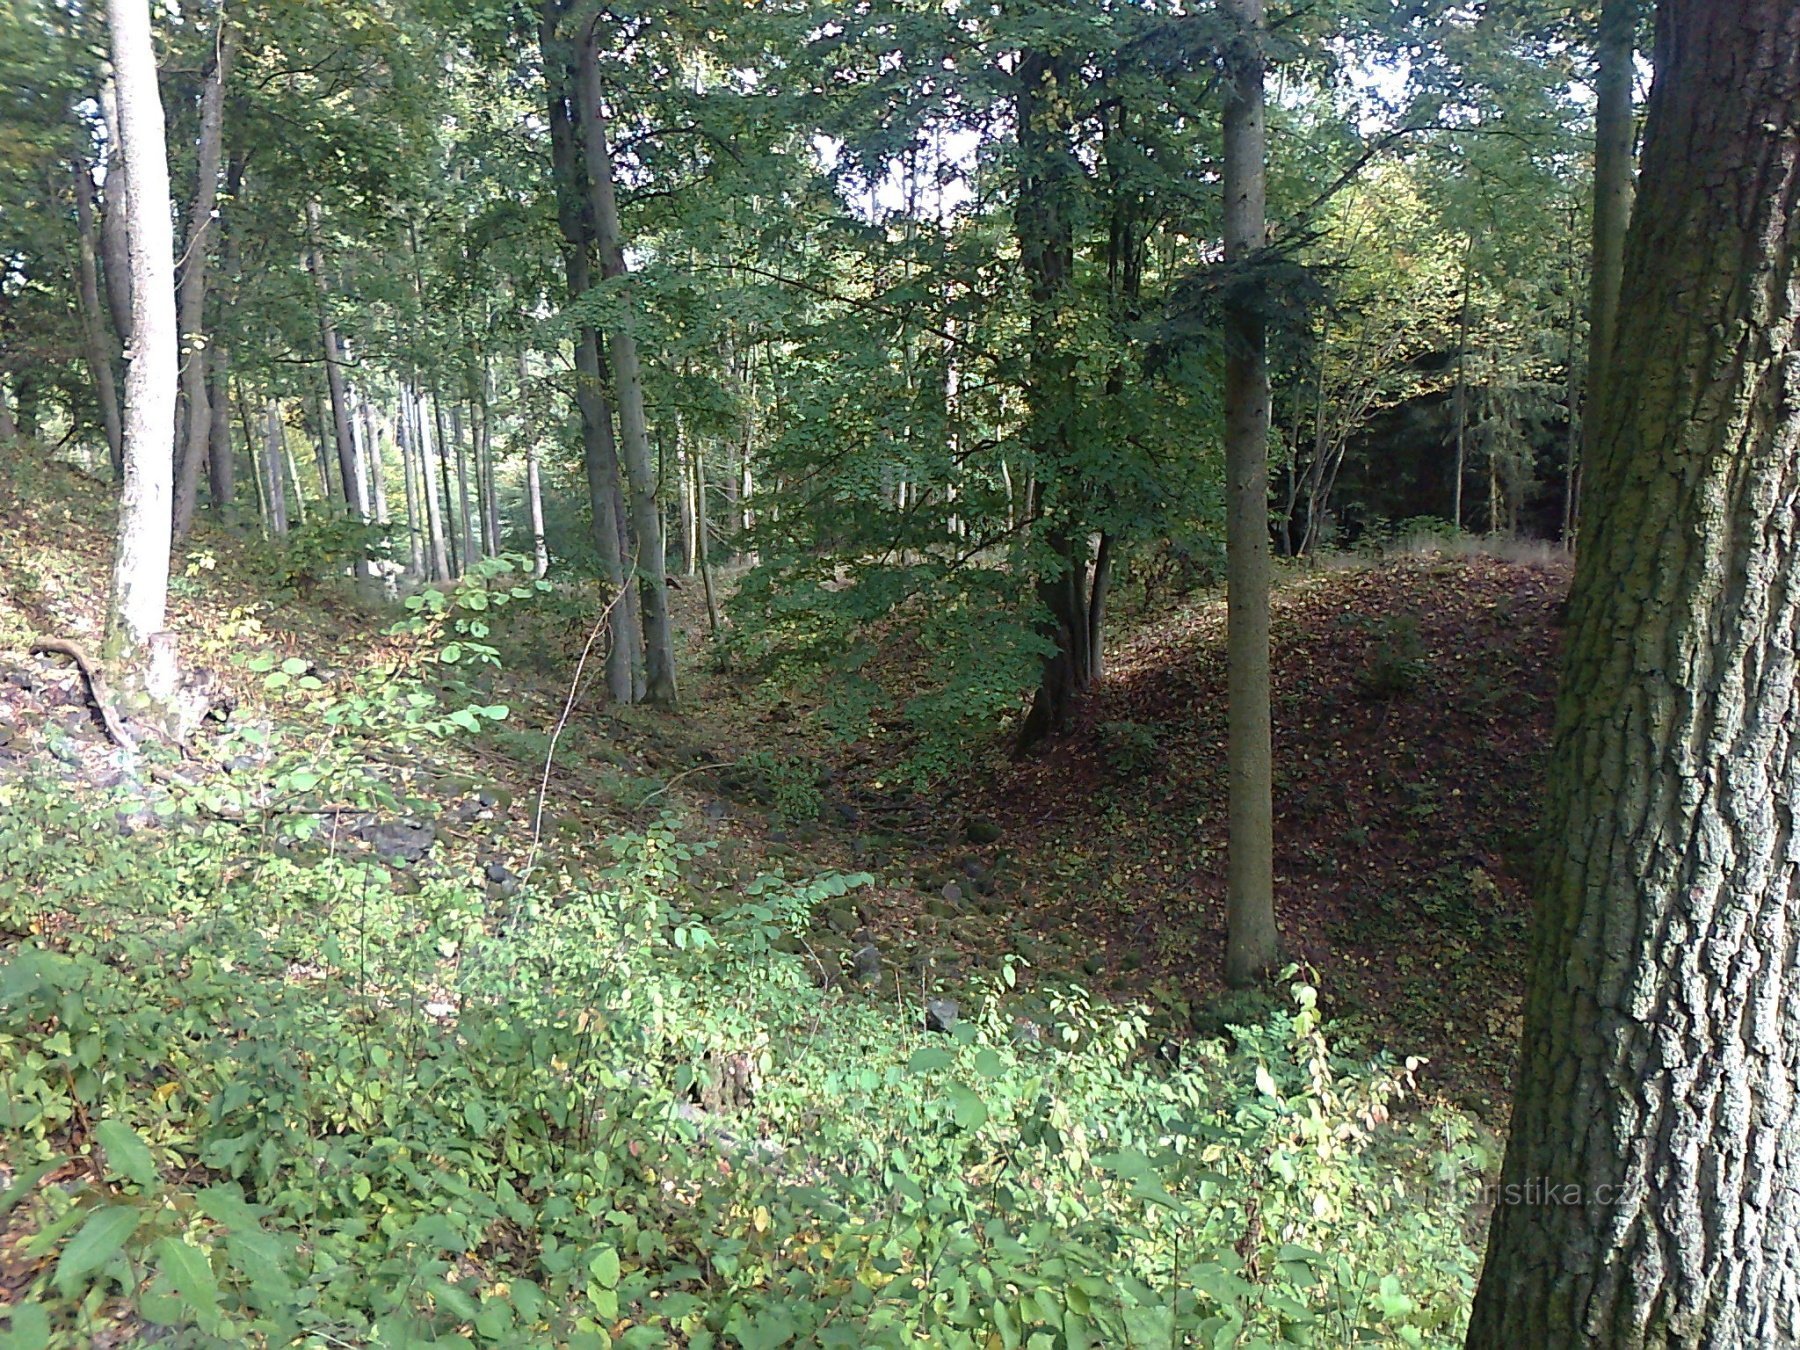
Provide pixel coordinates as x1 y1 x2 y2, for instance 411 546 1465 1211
305 203 367 530
1452 235 1473 531
527 440 549 578
97 78 133 347
102 0 179 700
205 345 233 525
0 384 16 442
541 0 636 703
171 20 231 541
72 160 124 473
577 21 677 706
417 388 452 580
396 393 425 578
1467 2 1800 1344
261 398 288 538
1221 0 1278 988
451 402 477 564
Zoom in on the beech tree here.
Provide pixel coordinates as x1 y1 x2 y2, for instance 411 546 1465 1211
1467 1 1800 1343
101 0 179 698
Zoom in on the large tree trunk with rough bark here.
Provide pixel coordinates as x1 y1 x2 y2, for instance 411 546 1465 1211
171 19 231 541
1220 0 1277 988
72 160 124 473
1466 3 1800 1345
102 0 179 701
578 20 677 707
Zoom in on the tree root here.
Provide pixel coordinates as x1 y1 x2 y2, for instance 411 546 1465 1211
28 637 138 752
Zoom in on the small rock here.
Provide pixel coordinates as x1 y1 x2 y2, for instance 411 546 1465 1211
924 998 959 1033
703 799 729 823
940 881 963 904
851 944 882 984
833 801 860 825
357 818 436 862
825 904 859 934
484 860 514 884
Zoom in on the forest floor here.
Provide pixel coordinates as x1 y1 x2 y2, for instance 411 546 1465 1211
0 450 1566 1124
654 549 1569 1123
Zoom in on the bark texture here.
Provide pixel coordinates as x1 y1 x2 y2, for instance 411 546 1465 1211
102 0 179 687
1467 3 1800 1345
1221 0 1277 988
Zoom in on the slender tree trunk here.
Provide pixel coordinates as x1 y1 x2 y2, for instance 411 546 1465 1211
97 79 133 348
479 358 501 555
72 161 124 473
578 20 676 706
1468 3 1800 1343
102 0 179 701
1221 0 1277 988
694 438 719 633
451 402 477 564
0 384 17 442
1012 43 1088 751
305 203 366 536
397 391 425 577
1573 0 1640 548
262 398 289 538
415 387 451 580
527 440 549 578
238 380 266 534
205 345 233 524
171 20 231 541
1452 235 1473 531
541 0 636 703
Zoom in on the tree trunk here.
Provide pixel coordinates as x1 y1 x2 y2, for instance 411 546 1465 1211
415 386 451 580
578 20 677 707
102 0 179 701
1467 3 1800 1344
261 398 289 538
451 402 477 564
171 20 231 541
97 78 133 348
1012 43 1087 752
1452 235 1473 531
694 438 719 633
0 383 16 442
527 440 549 578
305 202 367 533
206 345 233 525
1573 0 1640 547
1220 0 1277 989
541 0 636 703
397 391 425 577
72 160 124 474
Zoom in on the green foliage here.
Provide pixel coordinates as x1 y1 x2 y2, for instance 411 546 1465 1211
727 750 824 824
1 751 1484 1348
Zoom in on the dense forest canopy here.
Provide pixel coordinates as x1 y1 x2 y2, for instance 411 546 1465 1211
4 0 1800 1345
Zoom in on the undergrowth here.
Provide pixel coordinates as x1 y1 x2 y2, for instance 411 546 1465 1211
0 569 1486 1348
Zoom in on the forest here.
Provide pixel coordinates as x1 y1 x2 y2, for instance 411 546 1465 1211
1 0 1797 1345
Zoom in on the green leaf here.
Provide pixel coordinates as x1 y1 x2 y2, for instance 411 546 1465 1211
441 643 464 664
153 1237 220 1321
588 1246 621 1287
53 1205 141 1293
973 1048 1006 1078
949 1084 988 1131
907 1047 953 1074
94 1120 156 1188
0 1301 50 1350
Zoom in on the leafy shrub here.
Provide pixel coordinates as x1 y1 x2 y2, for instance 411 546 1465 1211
1098 718 1163 778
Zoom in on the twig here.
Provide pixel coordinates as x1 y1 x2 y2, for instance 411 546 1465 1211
520 582 630 887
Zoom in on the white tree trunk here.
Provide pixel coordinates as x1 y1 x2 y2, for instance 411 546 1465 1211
103 0 179 697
